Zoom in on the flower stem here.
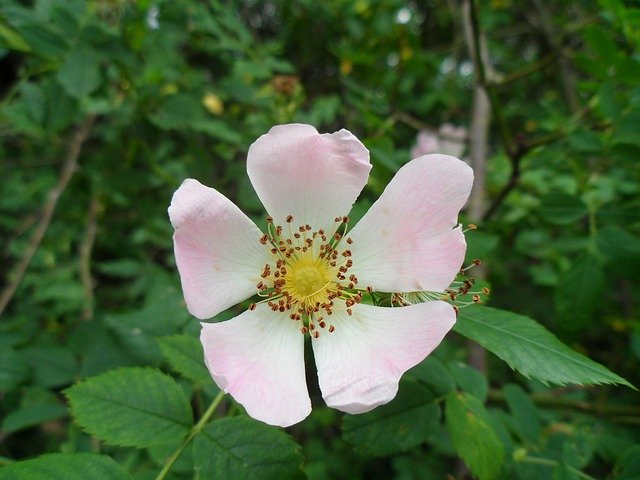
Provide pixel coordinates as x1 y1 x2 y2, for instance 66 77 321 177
154 390 225 480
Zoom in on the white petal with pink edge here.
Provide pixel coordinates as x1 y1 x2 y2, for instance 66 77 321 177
201 306 311 427
311 301 456 414
348 154 473 293
247 124 371 233
169 179 271 319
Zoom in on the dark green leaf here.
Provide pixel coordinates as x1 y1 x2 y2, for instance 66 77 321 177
0 348 30 389
56 44 102 98
65 367 193 447
613 445 640 480
157 334 212 384
538 193 588 226
455 307 633 387
0 453 133 480
503 384 541 445
21 345 78 388
554 254 606 330
448 361 488 402
446 392 504 480
408 356 456 397
192 417 304 480
342 380 440 456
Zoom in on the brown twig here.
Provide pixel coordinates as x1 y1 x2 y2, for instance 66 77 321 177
0 116 96 317
80 196 100 321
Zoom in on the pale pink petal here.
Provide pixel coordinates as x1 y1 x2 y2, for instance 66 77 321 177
169 179 271 319
247 124 371 233
312 301 456 413
201 306 310 427
348 154 473 292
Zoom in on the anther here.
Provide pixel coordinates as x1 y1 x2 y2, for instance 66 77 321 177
312 331 319 338
482 287 490 295
286 215 294 223
259 234 268 244
266 216 273 223
328 325 335 333
300 327 308 334
342 216 349 223
473 259 482 266
248 303 257 311
346 237 353 244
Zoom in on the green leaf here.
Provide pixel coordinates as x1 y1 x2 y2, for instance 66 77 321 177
408 356 456 397
65 367 193 447
56 44 102 98
21 345 78 388
0 348 30 389
446 392 504 480
0 453 133 480
613 445 640 480
192 417 304 480
502 384 541 445
342 380 440 456
455 307 633 388
554 254 606 330
448 361 489 402
538 193 588 225
157 334 212 384
2 389 68 433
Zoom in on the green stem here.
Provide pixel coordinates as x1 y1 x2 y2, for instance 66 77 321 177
488 389 640 417
517 456 597 480
154 391 225 480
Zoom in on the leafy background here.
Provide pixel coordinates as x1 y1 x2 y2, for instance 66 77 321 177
1 0 639 479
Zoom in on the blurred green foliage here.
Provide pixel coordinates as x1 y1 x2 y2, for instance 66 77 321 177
1 0 640 479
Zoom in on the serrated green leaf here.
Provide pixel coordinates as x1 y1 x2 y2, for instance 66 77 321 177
446 392 504 480
157 334 212 384
0 453 133 480
192 417 304 480
455 307 633 388
342 380 440 457
65 367 193 447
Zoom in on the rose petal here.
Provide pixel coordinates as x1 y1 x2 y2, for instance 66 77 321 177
169 179 271 319
348 154 473 292
312 301 455 414
247 124 371 233
201 306 311 427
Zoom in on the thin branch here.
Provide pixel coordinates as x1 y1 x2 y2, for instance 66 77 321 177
0 116 96 317
154 391 225 480
80 196 99 321
461 0 491 375
489 389 640 417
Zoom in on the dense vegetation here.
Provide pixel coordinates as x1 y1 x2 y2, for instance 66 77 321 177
1 1 639 479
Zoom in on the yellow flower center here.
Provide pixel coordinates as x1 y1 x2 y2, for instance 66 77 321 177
284 254 332 310
249 215 368 337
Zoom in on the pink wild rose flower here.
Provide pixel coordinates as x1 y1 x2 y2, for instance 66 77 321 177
168 124 473 427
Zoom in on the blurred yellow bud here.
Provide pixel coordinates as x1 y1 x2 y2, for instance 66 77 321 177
203 93 224 115
340 60 353 76
161 83 178 95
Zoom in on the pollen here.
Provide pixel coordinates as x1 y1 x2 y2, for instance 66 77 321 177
250 214 369 338
284 254 333 309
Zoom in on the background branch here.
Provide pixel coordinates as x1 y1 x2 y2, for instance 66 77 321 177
0 116 96 317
